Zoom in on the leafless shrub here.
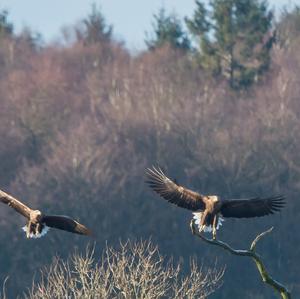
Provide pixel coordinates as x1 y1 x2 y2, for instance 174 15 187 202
25 241 223 299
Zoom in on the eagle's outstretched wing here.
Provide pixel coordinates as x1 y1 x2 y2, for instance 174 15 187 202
146 166 205 211
42 215 92 236
220 195 285 218
0 189 32 219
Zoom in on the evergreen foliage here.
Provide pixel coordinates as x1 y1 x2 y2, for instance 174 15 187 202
186 0 274 88
76 3 113 45
0 9 13 37
146 8 190 51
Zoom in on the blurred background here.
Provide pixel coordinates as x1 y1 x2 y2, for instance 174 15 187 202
0 0 299 298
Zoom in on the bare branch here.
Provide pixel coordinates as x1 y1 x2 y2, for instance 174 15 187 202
0 276 9 299
250 227 273 251
190 220 291 299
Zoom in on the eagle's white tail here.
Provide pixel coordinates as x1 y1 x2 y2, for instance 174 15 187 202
22 225 50 239
192 212 224 233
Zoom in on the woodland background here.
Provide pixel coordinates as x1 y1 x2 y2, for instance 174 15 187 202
0 1 300 298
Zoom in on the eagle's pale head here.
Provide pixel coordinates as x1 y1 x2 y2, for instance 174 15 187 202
30 210 43 222
208 195 219 202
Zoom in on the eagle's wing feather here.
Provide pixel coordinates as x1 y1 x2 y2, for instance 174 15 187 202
220 195 285 218
146 167 205 211
42 215 92 236
0 189 32 219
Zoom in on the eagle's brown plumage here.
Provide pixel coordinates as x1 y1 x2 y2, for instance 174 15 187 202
0 191 31 219
146 167 205 210
146 166 285 238
0 189 91 238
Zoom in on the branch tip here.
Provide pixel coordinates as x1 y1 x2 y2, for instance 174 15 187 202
250 227 274 251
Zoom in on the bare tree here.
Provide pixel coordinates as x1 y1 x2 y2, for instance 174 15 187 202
25 240 224 299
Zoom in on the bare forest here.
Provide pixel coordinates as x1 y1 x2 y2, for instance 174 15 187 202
0 3 300 298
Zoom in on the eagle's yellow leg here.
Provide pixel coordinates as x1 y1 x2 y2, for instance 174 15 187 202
36 223 41 236
212 215 218 240
199 210 208 234
26 221 31 238
199 225 205 233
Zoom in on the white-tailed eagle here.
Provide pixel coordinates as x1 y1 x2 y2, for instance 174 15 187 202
0 189 91 238
146 167 285 238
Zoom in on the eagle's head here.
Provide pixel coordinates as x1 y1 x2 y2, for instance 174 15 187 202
208 195 219 202
30 210 43 222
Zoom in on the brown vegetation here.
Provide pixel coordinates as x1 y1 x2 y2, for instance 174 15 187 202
0 7 299 298
23 241 223 299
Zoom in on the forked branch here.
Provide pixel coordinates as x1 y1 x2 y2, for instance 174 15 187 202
190 220 291 299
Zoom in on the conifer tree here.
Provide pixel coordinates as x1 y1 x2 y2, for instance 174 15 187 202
76 3 113 45
186 0 274 88
0 10 13 37
146 8 190 51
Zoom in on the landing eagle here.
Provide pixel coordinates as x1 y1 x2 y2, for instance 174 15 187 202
0 189 91 238
146 167 285 238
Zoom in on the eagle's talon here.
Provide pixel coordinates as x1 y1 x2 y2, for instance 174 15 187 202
26 221 31 238
212 232 217 240
199 225 205 233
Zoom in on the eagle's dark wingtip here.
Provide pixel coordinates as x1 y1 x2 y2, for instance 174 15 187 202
146 166 181 191
75 223 93 236
145 166 165 182
272 195 285 204
270 195 285 213
145 166 157 177
86 229 94 237
145 166 175 197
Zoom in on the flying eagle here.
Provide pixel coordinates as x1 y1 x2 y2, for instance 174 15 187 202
0 189 91 238
146 167 285 239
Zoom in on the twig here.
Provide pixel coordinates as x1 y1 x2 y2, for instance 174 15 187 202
190 219 291 299
2 276 9 299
